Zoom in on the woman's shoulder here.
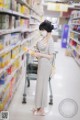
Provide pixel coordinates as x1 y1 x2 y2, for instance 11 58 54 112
49 37 54 44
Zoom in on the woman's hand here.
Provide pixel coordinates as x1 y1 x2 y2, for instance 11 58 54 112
34 52 41 58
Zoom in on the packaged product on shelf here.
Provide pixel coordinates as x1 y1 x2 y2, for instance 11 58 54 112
77 26 80 32
0 14 10 23
76 44 80 51
78 35 80 42
20 5 26 14
11 0 17 11
0 0 4 8
11 33 21 45
0 52 11 68
0 72 7 85
9 16 15 29
9 77 15 98
0 83 10 111
0 14 9 29
0 34 11 50
15 17 20 28
17 3 21 13
7 65 13 75
11 46 20 59
4 0 11 9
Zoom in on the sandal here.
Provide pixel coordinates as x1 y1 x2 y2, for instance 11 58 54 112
33 110 47 116
31 108 37 113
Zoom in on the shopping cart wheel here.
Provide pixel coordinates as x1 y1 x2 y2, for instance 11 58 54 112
49 95 53 105
22 94 27 104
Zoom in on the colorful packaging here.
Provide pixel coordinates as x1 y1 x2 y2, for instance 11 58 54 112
0 0 4 8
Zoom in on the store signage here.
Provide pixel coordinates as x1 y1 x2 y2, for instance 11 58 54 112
61 24 69 48
47 3 69 12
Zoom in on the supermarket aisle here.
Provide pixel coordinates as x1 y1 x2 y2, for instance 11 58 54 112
8 41 80 120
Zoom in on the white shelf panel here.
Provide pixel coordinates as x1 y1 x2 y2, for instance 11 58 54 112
70 30 80 35
71 17 80 20
0 42 21 55
12 11 29 19
0 8 30 19
21 38 31 45
0 27 37 35
70 45 80 56
0 28 22 35
30 22 39 25
71 23 80 25
21 27 38 32
29 28 38 32
70 37 80 45
30 15 40 22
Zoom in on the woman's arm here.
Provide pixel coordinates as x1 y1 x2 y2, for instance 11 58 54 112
35 52 53 60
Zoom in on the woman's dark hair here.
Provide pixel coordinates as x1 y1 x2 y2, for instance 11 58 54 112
39 20 54 32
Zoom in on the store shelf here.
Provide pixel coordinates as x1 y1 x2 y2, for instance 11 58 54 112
0 42 21 55
21 28 38 33
70 37 80 45
30 15 40 22
0 8 30 19
0 28 22 36
70 30 80 35
0 51 26 74
30 22 39 25
0 27 38 35
70 45 80 56
0 63 22 95
29 28 38 32
71 23 80 25
16 0 41 17
71 16 80 20
72 53 80 66
21 38 28 45
12 11 29 19
4 73 23 111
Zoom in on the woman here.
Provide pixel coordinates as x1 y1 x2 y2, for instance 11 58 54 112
32 20 54 116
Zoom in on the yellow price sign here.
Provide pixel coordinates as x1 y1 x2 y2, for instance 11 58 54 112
47 3 68 12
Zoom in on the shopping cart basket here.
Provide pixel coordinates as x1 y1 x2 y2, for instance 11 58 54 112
22 51 58 105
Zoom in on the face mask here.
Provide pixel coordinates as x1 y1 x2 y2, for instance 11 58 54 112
40 31 47 37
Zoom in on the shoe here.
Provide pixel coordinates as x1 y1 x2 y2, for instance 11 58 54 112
31 108 37 113
33 110 48 116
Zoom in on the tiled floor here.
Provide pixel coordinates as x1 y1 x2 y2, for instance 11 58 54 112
8 42 80 120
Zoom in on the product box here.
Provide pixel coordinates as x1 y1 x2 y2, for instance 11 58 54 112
11 46 20 59
0 22 9 29
0 72 7 85
4 0 11 9
11 0 17 11
11 33 21 45
0 0 4 8
1 14 9 23
9 16 15 29
0 34 11 50
17 3 21 12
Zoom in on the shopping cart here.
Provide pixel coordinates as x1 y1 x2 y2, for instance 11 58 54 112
22 51 58 105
